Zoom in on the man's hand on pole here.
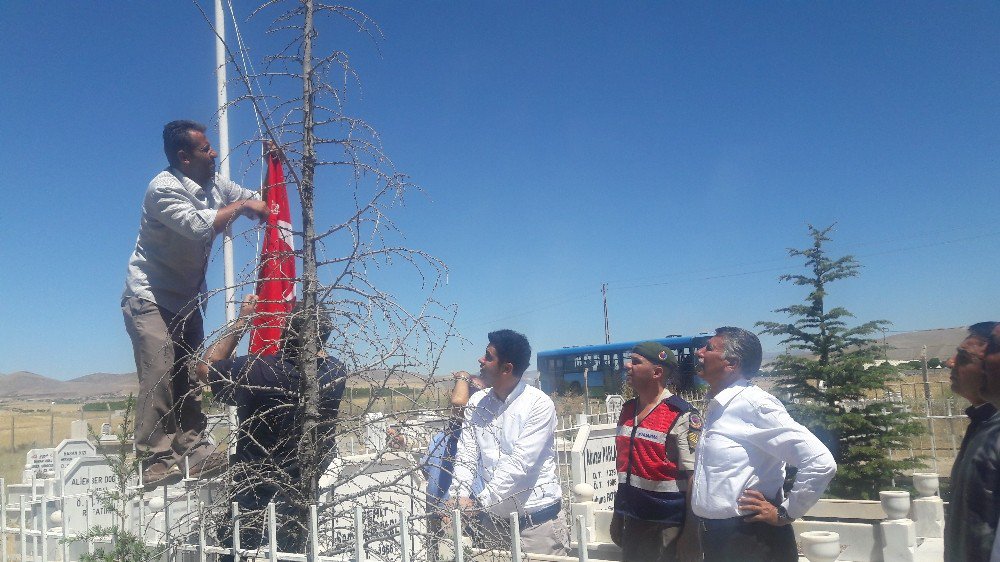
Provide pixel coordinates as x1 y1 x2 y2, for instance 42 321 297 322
240 199 270 222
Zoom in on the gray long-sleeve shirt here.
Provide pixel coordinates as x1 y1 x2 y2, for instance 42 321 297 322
122 168 257 314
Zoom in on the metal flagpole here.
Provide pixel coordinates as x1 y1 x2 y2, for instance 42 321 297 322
215 0 236 323
215 0 240 460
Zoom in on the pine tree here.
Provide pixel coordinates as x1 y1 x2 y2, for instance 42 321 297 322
757 224 924 499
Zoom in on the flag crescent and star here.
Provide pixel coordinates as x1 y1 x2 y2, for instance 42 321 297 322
249 149 296 355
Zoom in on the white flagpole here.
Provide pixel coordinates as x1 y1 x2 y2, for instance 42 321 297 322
215 0 236 323
215 0 240 459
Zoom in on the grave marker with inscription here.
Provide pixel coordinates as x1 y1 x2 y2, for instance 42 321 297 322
570 423 619 507
58 456 121 531
54 438 97 473
24 448 55 480
605 394 625 419
321 453 424 560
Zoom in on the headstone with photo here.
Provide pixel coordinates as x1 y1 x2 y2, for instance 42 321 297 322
24 448 55 481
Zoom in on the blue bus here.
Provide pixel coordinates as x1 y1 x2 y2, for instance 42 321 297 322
536 334 712 396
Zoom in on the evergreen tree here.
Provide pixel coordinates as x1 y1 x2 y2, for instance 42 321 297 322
757 224 924 499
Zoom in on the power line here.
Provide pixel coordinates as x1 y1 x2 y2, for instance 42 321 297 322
458 229 1000 331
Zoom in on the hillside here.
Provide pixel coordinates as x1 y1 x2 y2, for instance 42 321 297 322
883 327 967 361
0 371 139 400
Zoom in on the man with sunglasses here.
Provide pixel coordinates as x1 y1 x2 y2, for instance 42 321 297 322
691 327 836 562
122 120 269 487
946 322 1000 562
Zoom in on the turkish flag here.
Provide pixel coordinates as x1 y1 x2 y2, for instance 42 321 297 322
249 151 296 355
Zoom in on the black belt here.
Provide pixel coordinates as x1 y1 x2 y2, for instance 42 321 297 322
701 516 752 532
521 501 561 528
491 501 562 529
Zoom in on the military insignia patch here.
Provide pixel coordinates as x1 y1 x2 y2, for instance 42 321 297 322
687 430 700 452
688 414 703 431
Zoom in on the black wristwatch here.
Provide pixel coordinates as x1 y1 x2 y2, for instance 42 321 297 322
776 505 795 524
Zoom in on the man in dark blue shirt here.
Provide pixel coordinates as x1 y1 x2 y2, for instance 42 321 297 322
195 296 346 558
421 372 483 560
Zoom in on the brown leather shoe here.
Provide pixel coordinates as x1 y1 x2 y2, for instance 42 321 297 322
142 463 182 490
187 450 228 479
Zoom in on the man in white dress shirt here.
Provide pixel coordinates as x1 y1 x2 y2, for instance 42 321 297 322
448 329 569 555
691 327 836 562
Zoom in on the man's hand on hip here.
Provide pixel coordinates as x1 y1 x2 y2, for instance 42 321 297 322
737 490 787 526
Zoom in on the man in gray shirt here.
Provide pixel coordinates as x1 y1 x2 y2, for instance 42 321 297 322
122 120 268 487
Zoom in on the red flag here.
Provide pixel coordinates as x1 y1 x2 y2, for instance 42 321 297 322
249 151 296 355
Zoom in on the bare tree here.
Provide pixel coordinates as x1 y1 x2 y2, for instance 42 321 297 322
185 1 463 559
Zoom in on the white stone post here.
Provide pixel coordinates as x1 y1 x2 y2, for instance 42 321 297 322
911 473 944 538
880 490 916 562
570 483 597 546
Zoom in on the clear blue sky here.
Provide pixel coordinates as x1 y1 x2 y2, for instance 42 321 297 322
2 2 998 380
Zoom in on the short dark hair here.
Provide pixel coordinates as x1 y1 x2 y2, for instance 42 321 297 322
487 329 531 377
715 326 762 377
970 322 1000 355
282 302 334 357
163 120 206 167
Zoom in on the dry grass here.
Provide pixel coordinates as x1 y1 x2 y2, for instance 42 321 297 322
0 401 128 485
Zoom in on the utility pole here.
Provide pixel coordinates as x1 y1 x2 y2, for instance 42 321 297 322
602 283 610 344
921 344 930 400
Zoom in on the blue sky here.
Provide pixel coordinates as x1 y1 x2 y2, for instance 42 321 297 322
2 2 998 380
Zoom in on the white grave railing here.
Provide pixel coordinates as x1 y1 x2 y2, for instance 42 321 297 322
0 477 600 562
1 426 608 562
0 410 955 562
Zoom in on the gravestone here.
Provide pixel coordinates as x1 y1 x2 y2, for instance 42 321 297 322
321 453 424 561
605 394 625 419
54 438 97 473
570 423 619 507
364 412 388 453
58 456 121 531
24 448 55 480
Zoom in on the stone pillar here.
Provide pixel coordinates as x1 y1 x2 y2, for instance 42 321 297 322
880 489 916 562
70 420 90 440
881 518 917 562
570 482 597 545
911 473 944 538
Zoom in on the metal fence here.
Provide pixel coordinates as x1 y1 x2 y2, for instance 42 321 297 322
0 479 597 562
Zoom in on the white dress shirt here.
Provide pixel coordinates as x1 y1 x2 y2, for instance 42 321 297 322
449 379 562 516
691 379 836 520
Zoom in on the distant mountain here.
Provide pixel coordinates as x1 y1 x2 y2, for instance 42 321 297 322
882 327 967 361
764 326 967 364
0 371 137 401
